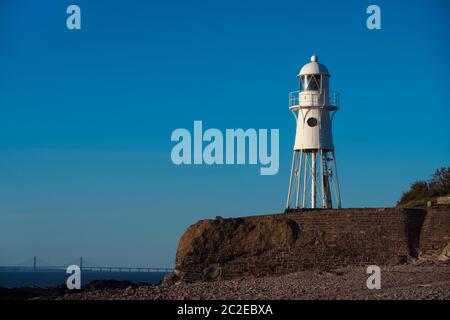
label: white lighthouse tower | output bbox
[285,54,342,210]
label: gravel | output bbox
[43,263,450,300]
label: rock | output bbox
[173,216,300,281]
[443,243,450,257]
[387,255,409,265]
[437,243,450,261]
[202,263,223,281]
[162,271,180,286]
[84,280,135,291]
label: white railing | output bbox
[329,91,340,107]
[289,90,339,108]
[289,91,299,107]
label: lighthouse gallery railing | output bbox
[289,90,340,109]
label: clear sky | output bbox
[0,0,449,267]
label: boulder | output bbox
[171,216,300,282]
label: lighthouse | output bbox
[285,55,341,210]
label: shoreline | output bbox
[2,262,449,300]
[0,270,167,289]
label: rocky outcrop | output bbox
[165,216,300,283]
[164,208,450,284]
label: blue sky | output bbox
[0,0,449,267]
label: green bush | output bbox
[397,167,450,207]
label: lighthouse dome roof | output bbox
[298,55,330,76]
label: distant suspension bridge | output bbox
[0,257,173,273]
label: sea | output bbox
[0,270,168,288]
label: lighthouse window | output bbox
[307,117,318,127]
[300,75,307,90]
[314,74,321,89]
[302,74,321,91]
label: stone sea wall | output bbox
[165,208,450,283]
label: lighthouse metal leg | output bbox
[302,152,308,208]
[311,152,316,208]
[320,150,325,209]
[295,150,303,208]
[323,151,332,208]
[285,150,297,210]
[332,151,342,209]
